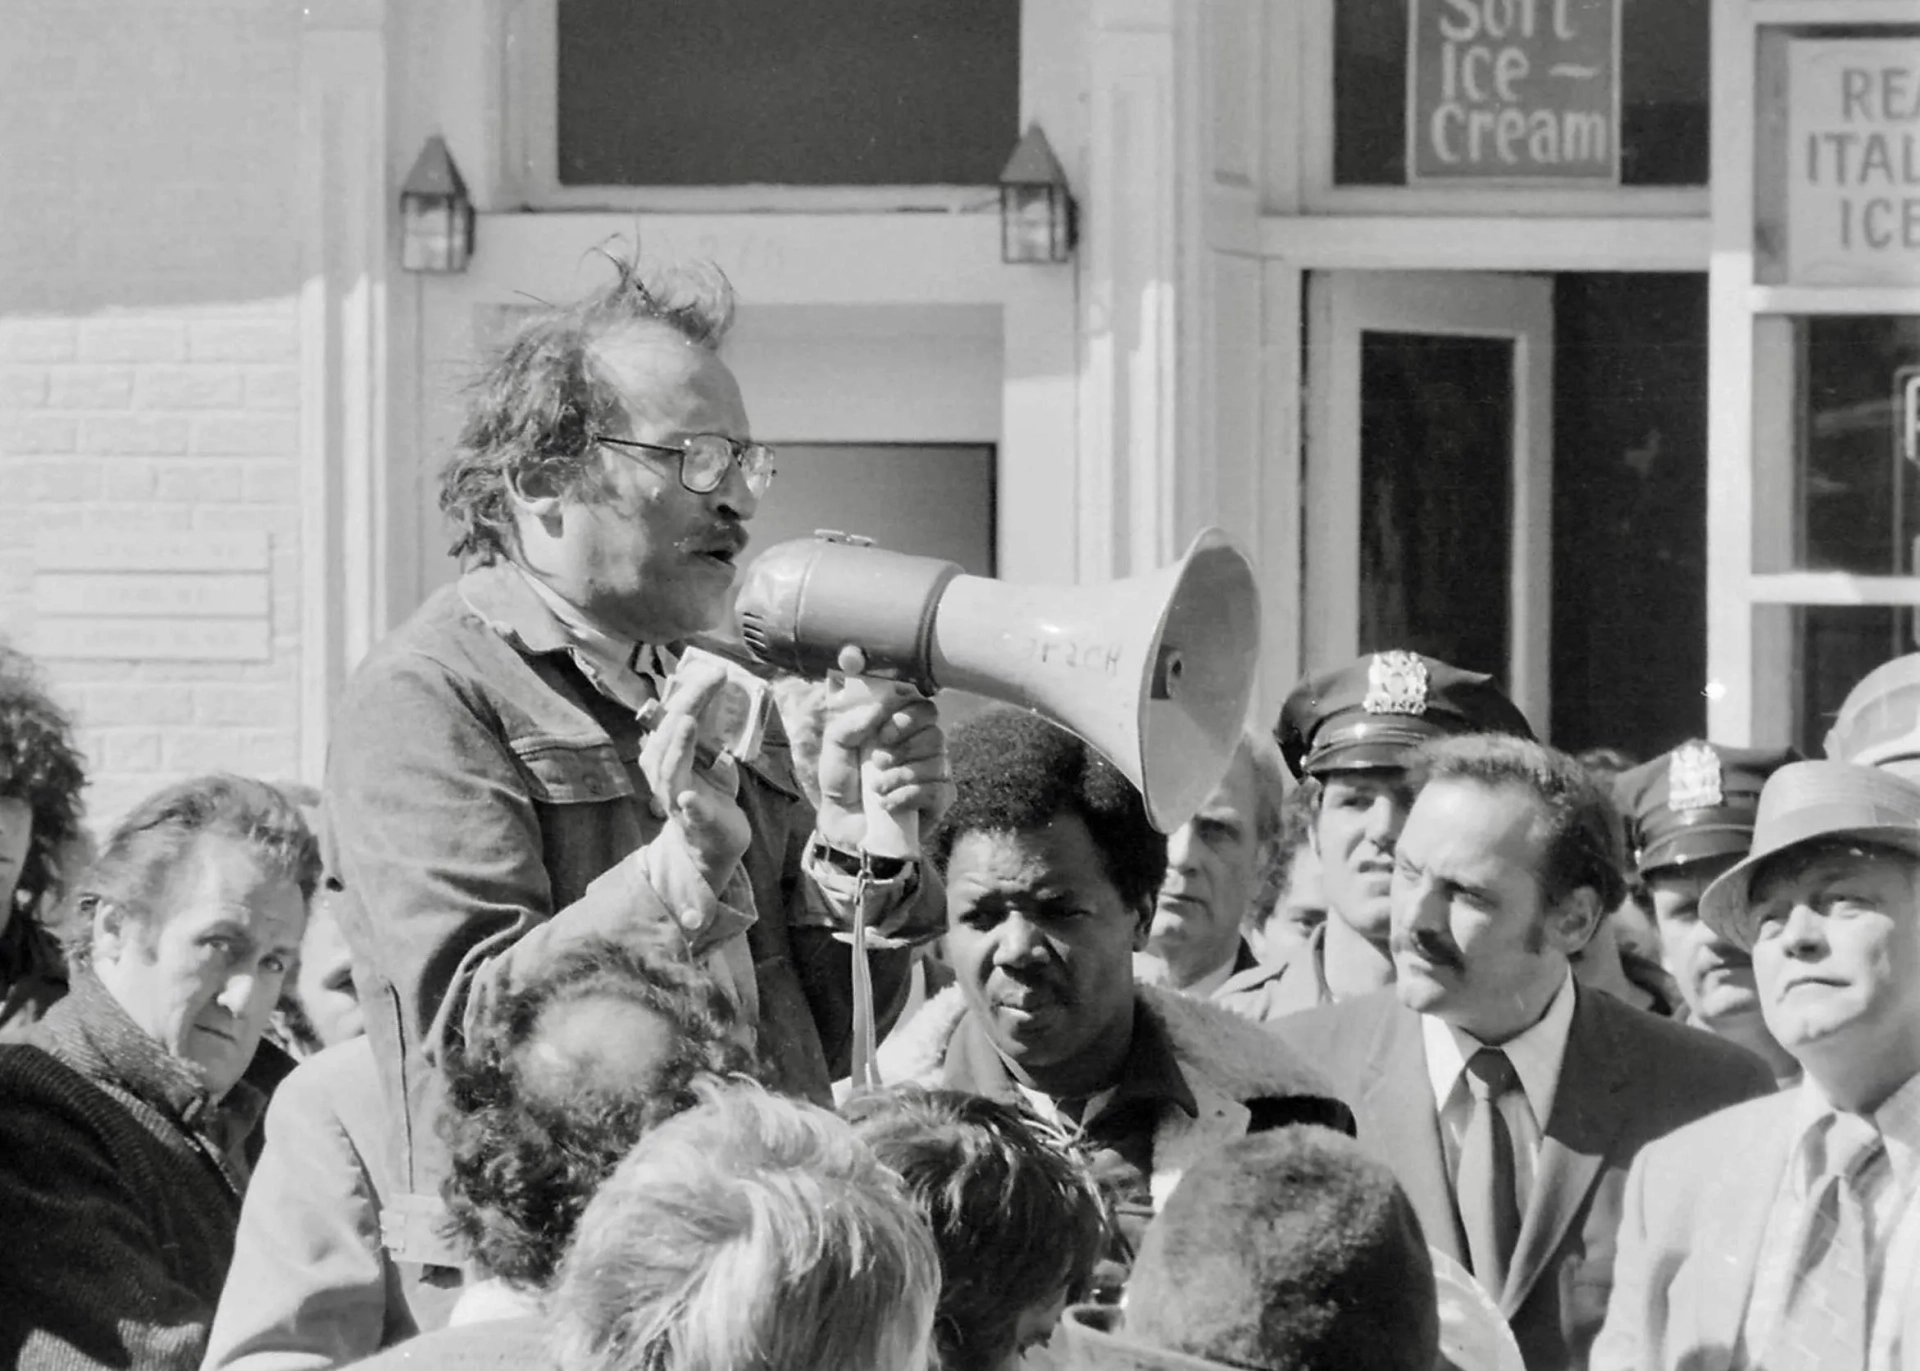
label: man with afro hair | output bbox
[879,707,1350,1263]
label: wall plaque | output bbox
[1408,0,1622,184]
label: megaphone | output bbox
[728,527,1262,850]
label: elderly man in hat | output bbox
[1276,734,1773,1371]
[1613,742,1803,1085]
[1594,760,1920,1371]
[1268,651,1535,1014]
[1827,653,1920,783]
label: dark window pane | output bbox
[1551,274,1709,759]
[1359,332,1513,677]
[1794,316,1920,574]
[557,1,1020,186]
[1333,0,1707,187]
[1790,606,1912,756]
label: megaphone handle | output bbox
[845,677,924,862]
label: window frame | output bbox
[1291,0,1708,218]
[1704,0,1920,747]
[501,0,1007,212]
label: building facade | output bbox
[1,0,1916,824]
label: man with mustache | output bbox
[1277,734,1772,1370]
[1594,760,1920,1371]
[322,252,951,1291]
[1263,651,1534,1014]
[1613,742,1802,1086]
[880,707,1350,1261]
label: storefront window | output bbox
[1767,605,1915,756]
[1789,315,1920,576]
[556,0,1019,186]
[1333,0,1708,187]
[1358,331,1513,673]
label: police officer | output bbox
[1270,651,1534,1014]
[1613,742,1802,1086]
[1826,652,1920,782]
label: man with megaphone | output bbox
[319,254,952,1286]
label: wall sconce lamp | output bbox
[400,135,475,274]
[999,124,1075,265]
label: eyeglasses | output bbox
[593,432,777,497]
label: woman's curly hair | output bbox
[439,938,754,1293]
[438,245,736,566]
[0,645,87,920]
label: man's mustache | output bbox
[1392,929,1465,972]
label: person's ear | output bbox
[91,899,133,967]
[1132,900,1154,952]
[507,466,567,522]
[1549,885,1604,956]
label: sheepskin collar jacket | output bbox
[878,982,1354,1210]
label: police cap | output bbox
[1276,651,1534,780]
[1612,741,1802,879]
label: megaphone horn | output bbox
[732,528,1262,837]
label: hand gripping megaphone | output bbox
[729,527,1262,857]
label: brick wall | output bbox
[0,0,305,830]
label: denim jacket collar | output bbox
[455,559,576,658]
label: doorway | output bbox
[1304,270,1711,760]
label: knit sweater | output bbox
[0,971,263,1371]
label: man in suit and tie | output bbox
[1278,733,1773,1371]
[1593,760,1920,1371]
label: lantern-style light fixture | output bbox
[400,135,475,274]
[998,124,1075,265]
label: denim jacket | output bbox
[322,563,945,1265]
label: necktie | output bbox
[1766,1111,1885,1371]
[1457,1046,1523,1300]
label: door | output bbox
[1305,271,1555,733]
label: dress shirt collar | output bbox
[1789,1068,1920,1198]
[1423,970,1578,1129]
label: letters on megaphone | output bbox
[725,527,1262,838]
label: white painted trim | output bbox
[1750,287,1920,317]
[1706,0,1759,743]
[459,213,1009,307]
[1304,271,1556,732]
[1750,0,1920,20]
[1749,576,1920,606]
[299,1,391,784]
[1258,262,1304,728]
[1261,216,1709,271]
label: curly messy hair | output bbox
[0,645,87,920]
[932,707,1167,916]
[842,1088,1111,1371]
[440,937,753,1293]
[438,245,737,565]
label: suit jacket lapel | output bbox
[1501,988,1625,1318]
[1359,999,1467,1267]
[1684,1108,1791,1357]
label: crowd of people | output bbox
[0,251,1917,1371]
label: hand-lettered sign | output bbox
[1408,0,1622,184]
[1783,39,1920,287]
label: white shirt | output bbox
[1422,971,1579,1206]
[1737,1070,1920,1371]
